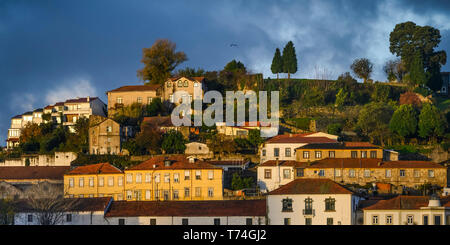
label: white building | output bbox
[362,195,450,225]
[259,132,337,163]
[63,97,107,132]
[257,160,297,192]
[266,178,361,225]
[0,152,77,167]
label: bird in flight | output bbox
[230,43,238,47]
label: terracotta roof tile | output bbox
[0,166,70,180]
[128,156,221,171]
[107,84,161,93]
[296,142,380,150]
[207,160,247,166]
[265,136,337,144]
[268,178,354,195]
[105,200,266,217]
[13,197,112,212]
[65,97,98,103]
[67,163,122,175]
[258,160,299,167]
[308,158,444,169]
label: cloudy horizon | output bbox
[0,0,449,145]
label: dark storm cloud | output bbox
[0,0,449,144]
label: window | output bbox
[262,149,266,156]
[195,170,201,180]
[169,95,174,103]
[327,218,334,225]
[126,174,132,183]
[349,169,356,178]
[372,216,378,225]
[304,197,313,215]
[285,148,291,157]
[106,126,112,132]
[116,97,123,104]
[118,219,125,225]
[315,151,322,159]
[364,169,371,178]
[79,177,84,187]
[194,82,199,87]
[423,215,429,225]
[89,177,94,187]
[154,190,159,199]
[164,173,170,183]
[246,218,253,225]
[167,82,172,87]
[264,169,272,179]
[208,171,214,180]
[214,218,220,225]
[66,214,72,223]
[386,215,392,225]
[174,173,180,183]
[69,178,74,188]
[184,188,190,198]
[296,168,304,177]
[370,151,377,158]
[284,218,291,225]
[283,169,291,179]
[414,170,420,178]
[274,148,280,157]
[183,80,188,87]
[184,170,190,180]
[145,173,151,183]
[178,80,183,87]
[351,151,357,158]
[98,177,104,187]
[195,187,202,197]
[428,170,435,178]
[108,177,115,187]
[325,197,336,211]
[385,169,392,178]
[407,215,414,225]
[173,190,179,200]
[334,169,341,177]
[361,151,367,158]
[147,97,153,104]
[182,219,189,225]
[155,174,160,183]
[163,191,169,201]
[118,176,123,186]
[145,190,151,200]
[137,97,142,104]
[303,151,310,159]
[305,218,312,225]
[282,198,293,212]
[28,215,33,223]
[400,170,406,177]
[434,215,441,225]
[136,173,142,183]
[150,219,156,225]
[208,188,214,197]
[126,190,132,200]
[329,151,335,158]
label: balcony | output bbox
[302,209,315,216]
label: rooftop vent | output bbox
[428,194,441,207]
[164,159,172,167]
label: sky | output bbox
[0,0,450,145]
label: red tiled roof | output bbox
[296,142,381,150]
[308,158,444,169]
[258,160,299,167]
[0,166,70,180]
[265,136,337,144]
[67,163,122,175]
[54,102,65,106]
[65,97,98,103]
[361,195,450,210]
[142,116,174,127]
[13,197,112,212]
[107,84,161,93]
[207,160,247,166]
[268,178,353,195]
[128,155,221,171]
[6,138,20,142]
[344,142,378,147]
[105,200,266,217]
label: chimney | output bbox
[164,157,172,167]
[87,96,90,102]
[152,164,157,168]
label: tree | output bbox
[224,60,246,73]
[135,126,162,155]
[282,41,298,79]
[73,117,90,153]
[0,199,15,225]
[270,48,283,79]
[351,58,373,83]
[371,83,392,103]
[389,104,417,143]
[174,67,205,77]
[384,58,406,82]
[327,123,343,136]
[356,102,394,145]
[231,172,253,191]
[335,88,348,110]
[25,182,79,225]
[137,39,187,84]
[20,123,42,143]
[161,130,187,154]
[145,98,164,117]
[248,129,264,152]
[418,103,447,141]
[409,52,427,87]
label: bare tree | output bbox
[24,182,79,225]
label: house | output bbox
[104,199,266,225]
[0,152,77,167]
[185,142,211,157]
[215,121,273,138]
[259,132,338,163]
[257,158,447,193]
[295,142,383,162]
[13,197,113,225]
[266,178,361,225]
[6,115,23,149]
[124,155,223,201]
[106,84,162,116]
[362,195,450,225]
[440,72,450,96]
[64,163,124,200]
[89,116,133,155]
[63,96,107,132]
[163,77,206,104]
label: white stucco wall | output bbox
[257,166,295,193]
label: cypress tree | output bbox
[282,41,298,79]
[409,52,427,87]
[271,48,283,80]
